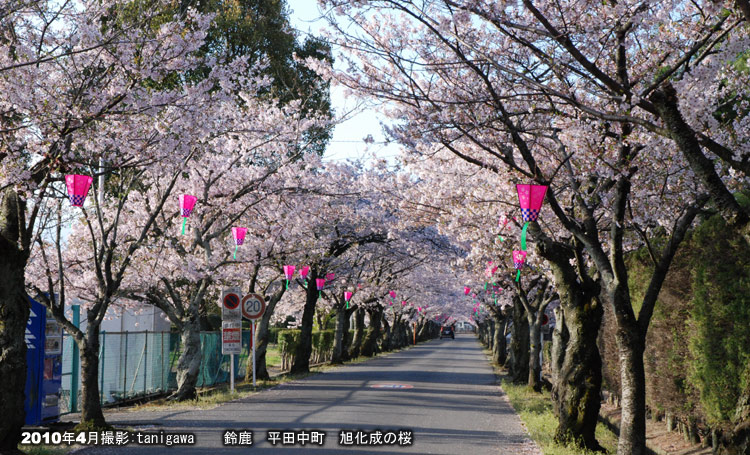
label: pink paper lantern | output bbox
[282,265,296,289]
[344,292,353,301]
[401,300,406,306]
[65,174,93,207]
[231,227,247,259]
[513,250,527,269]
[232,227,247,246]
[178,194,197,235]
[299,266,310,279]
[316,278,326,291]
[179,194,197,217]
[516,184,548,222]
[389,290,396,299]
[464,286,471,295]
[326,273,335,281]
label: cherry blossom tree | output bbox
[1,0,212,445]
[318,3,739,452]
[122,104,328,399]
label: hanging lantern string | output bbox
[233,245,238,259]
[521,222,529,251]
[181,217,187,235]
[516,269,521,282]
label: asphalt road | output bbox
[74,334,540,454]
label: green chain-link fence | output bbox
[59,330,252,414]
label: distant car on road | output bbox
[440,326,455,339]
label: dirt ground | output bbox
[600,402,712,455]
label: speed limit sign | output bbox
[242,293,266,320]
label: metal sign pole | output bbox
[252,321,256,387]
[230,353,235,393]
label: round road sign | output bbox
[223,293,240,310]
[242,293,266,320]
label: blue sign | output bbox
[24,296,62,426]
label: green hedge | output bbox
[277,329,301,356]
[604,193,750,433]
[277,329,339,368]
[268,327,283,344]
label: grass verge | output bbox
[19,445,73,455]
[480,347,618,455]
[500,379,618,455]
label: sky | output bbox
[286,0,402,164]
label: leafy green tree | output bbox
[184,0,333,155]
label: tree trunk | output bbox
[487,319,495,351]
[361,307,382,357]
[291,271,320,375]
[0,188,30,453]
[528,312,543,391]
[331,305,354,364]
[170,319,202,400]
[387,315,400,349]
[417,320,430,341]
[616,328,647,455]
[552,295,603,451]
[381,313,392,352]
[479,321,490,346]
[550,305,568,387]
[529,222,604,451]
[250,291,281,381]
[78,329,107,428]
[392,318,406,349]
[341,319,354,361]
[252,320,271,381]
[509,301,530,383]
[348,307,366,359]
[492,315,507,366]
[315,310,323,331]
[666,413,675,432]
[650,85,749,227]
[722,380,750,454]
